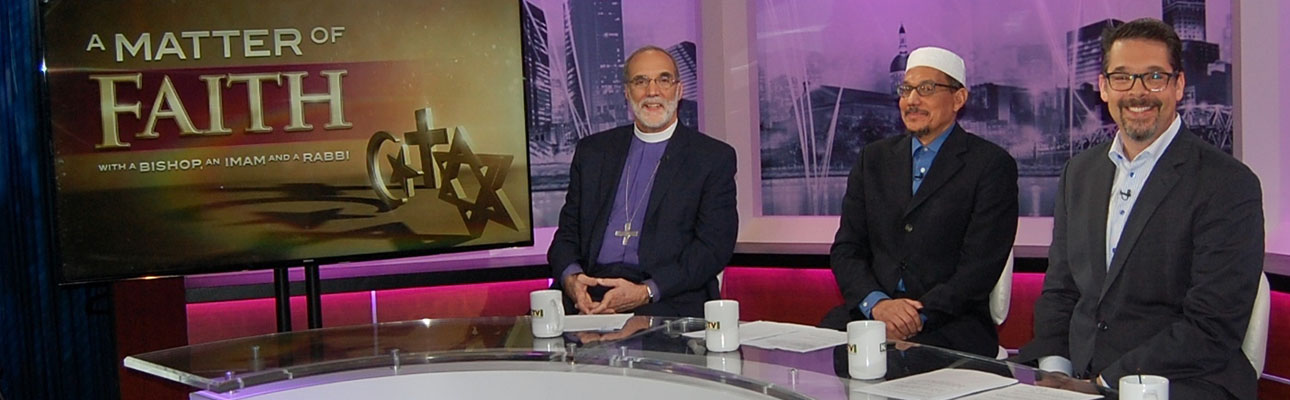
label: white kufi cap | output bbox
[906,47,966,86]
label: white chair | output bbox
[991,250,1015,359]
[1242,273,1270,373]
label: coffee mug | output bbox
[1119,375,1168,400]
[846,320,887,380]
[704,300,740,352]
[530,289,564,338]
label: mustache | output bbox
[639,97,668,106]
[903,107,928,116]
[634,96,675,109]
[1119,97,1162,109]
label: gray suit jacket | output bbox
[1019,129,1263,399]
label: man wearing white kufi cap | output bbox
[824,46,1020,358]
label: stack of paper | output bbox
[854,368,1100,400]
[956,384,1101,400]
[683,320,847,352]
[854,369,1017,400]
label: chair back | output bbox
[989,250,1015,326]
[1243,273,1270,373]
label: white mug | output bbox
[1119,375,1169,400]
[705,349,743,374]
[846,320,887,380]
[704,300,740,352]
[530,289,564,338]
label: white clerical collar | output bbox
[633,119,678,143]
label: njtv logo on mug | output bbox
[846,343,885,354]
[846,320,886,380]
[704,300,739,352]
[529,290,563,338]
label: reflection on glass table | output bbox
[125,316,1110,399]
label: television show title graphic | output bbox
[81,26,352,151]
[85,26,347,62]
[43,1,532,283]
[90,71,351,150]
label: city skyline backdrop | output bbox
[757,0,1233,216]
[516,1,1234,224]
[522,0,702,227]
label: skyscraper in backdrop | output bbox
[521,1,555,156]
[563,0,627,140]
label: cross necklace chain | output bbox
[614,154,662,246]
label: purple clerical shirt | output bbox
[560,121,675,303]
[595,136,668,265]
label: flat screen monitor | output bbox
[41,0,532,282]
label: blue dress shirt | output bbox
[857,124,955,320]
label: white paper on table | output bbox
[955,383,1102,400]
[855,368,1018,400]
[743,326,846,352]
[681,321,846,352]
[562,314,634,332]
[681,320,813,340]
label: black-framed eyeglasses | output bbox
[1103,71,1177,92]
[896,82,959,98]
[628,75,678,90]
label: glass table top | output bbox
[125,316,1109,399]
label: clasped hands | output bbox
[871,298,924,340]
[562,273,650,314]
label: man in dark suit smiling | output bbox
[1019,19,1263,400]
[547,45,738,318]
[823,47,1019,358]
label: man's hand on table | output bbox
[871,298,923,340]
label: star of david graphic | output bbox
[365,107,524,238]
[434,126,521,237]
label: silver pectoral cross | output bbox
[614,222,639,245]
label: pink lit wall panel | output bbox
[721,267,843,326]
[1264,291,1290,379]
[187,291,375,344]
[373,279,550,321]
[997,273,1045,349]
[187,279,550,344]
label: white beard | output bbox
[631,96,679,130]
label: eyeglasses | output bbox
[1103,71,1177,92]
[896,82,959,98]
[628,75,678,90]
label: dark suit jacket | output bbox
[548,124,738,317]
[1018,129,1263,399]
[828,125,1019,357]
